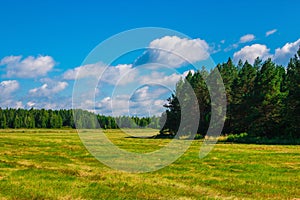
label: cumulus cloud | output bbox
[239,34,255,43]
[25,78,72,109]
[233,38,300,65]
[129,85,169,116]
[96,95,131,116]
[102,64,136,85]
[137,69,194,89]
[0,80,22,108]
[0,80,20,96]
[0,78,71,110]
[25,97,72,110]
[74,84,170,116]
[130,85,169,102]
[131,86,149,101]
[29,80,68,97]
[273,38,300,65]
[0,100,23,109]
[135,36,210,67]
[138,71,182,87]
[26,101,35,107]
[63,62,105,80]
[233,44,272,64]
[266,29,277,37]
[96,91,167,116]
[0,55,55,78]
[129,98,166,117]
[63,62,135,85]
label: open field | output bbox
[0,129,299,199]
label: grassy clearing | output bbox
[0,129,299,199]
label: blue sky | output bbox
[0,0,299,116]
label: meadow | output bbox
[0,129,299,199]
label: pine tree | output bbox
[284,48,300,138]
[231,61,257,133]
[248,58,284,137]
[217,58,238,133]
[0,110,7,128]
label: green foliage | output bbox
[161,48,300,140]
[225,132,300,145]
[247,58,286,137]
[161,69,209,136]
[226,132,249,142]
[231,61,257,133]
[0,108,160,129]
[284,49,300,137]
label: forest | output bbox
[161,48,300,140]
[0,108,160,129]
[0,49,299,141]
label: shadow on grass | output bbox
[221,133,300,145]
[126,132,300,145]
[125,133,204,140]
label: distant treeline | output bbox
[0,108,160,129]
[1,50,299,140]
[161,49,300,139]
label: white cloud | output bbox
[0,100,23,109]
[75,84,170,116]
[239,34,255,43]
[233,38,300,65]
[135,36,210,67]
[96,91,167,117]
[63,62,135,85]
[273,38,300,65]
[129,99,166,117]
[233,44,272,64]
[0,78,71,110]
[137,70,195,90]
[130,85,169,102]
[24,97,72,110]
[132,86,149,100]
[224,34,256,52]
[26,101,35,107]
[29,81,68,96]
[15,101,23,108]
[129,86,168,116]
[139,71,182,87]
[266,29,277,37]
[0,80,19,96]
[0,55,55,78]
[0,80,22,108]
[63,62,105,80]
[224,43,238,52]
[103,64,136,85]
[97,95,131,116]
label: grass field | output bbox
[0,129,299,199]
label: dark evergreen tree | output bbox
[284,48,300,138]
[248,58,285,137]
[231,61,257,133]
[217,58,238,133]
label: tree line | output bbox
[1,49,299,139]
[161,48,300,139]
[0,108,160,129]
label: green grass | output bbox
[223,132,300,145]
[0,129,299,199]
